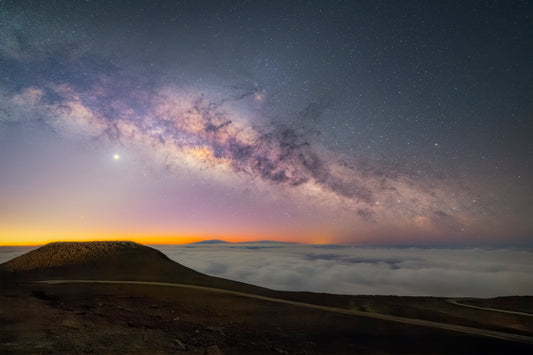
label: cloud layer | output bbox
[154,243,533,297]
[2,244,531,297]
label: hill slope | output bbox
[0,241,267,294]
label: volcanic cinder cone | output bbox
[0,241,267,294]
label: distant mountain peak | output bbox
[190,239,297,245]
[191,239,230,244]
[243,240,296,244]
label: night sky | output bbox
[0,0,531,245]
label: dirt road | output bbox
[447,298,533,317]
[37,280,533,344]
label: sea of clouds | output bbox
[154,243,533,298]
[1,243,532,297]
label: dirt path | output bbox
[36,280,533,344]
[447,298,533,317]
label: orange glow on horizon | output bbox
[0,229,302,246]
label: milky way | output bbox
[1,82,472,232]
[0,0,531,244]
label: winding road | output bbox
[37,280,533,345]
[447,298,533,317]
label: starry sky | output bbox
[0,0,531,245]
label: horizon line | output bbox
[1,238,532,249]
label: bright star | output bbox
[113,153,120,160]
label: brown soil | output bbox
[1,283,532,354]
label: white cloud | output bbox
[154,243,533,297]
[2,244,531,297]
[0,246,39,265]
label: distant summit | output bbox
[242,240,296,244]
[189,240,296,245]
[191,239,230,244]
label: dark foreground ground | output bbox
[1,282,531,354]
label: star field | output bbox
[0,0,531,245]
